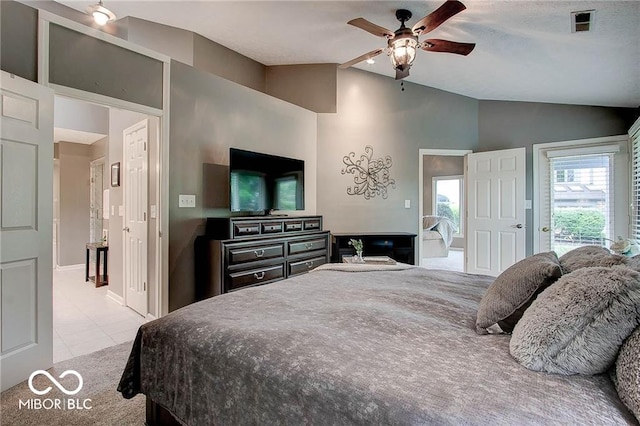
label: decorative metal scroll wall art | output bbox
[341,145,396,199]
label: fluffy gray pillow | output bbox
[510,266,640,375]
[612,327,640,421]
[476,252,562,334]
[558,245,625,274]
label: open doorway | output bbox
[52,95,160,362]
[418,149,471,271]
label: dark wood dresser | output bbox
[195,216,329,299]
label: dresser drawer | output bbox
[228,264,284,291]
[288,256,327,277]
[233,223,261,237]
[284,221,303,232]
[261,222,283,234]
[288,237,327,255]
[228,243,284,265]
[303,219,321,230]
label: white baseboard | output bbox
[146,313,157,321]
[55,263,84,271]
[107,290,124,305]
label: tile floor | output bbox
[421,248,464,272]
[53,268,147,363]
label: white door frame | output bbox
[38,11,170,318]
[418,149,472,264]
[532,135,629,254]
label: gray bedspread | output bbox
[118,266,636,425]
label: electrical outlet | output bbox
[179,194,196,208]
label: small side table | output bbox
[86,242,108,287]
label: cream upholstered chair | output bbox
[422,216,455,258]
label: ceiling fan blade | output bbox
[338,48,384,69]
[422,39,475,56]
[395,66,410,80]
[412,0,466,35]
[348,18,395,38]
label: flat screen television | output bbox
[229,148,305,214]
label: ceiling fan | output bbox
[339,0,475,80]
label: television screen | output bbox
[229,148,305,213]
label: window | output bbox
[549,153,612,254]
[432,176,463,236]
[534,137,629,255]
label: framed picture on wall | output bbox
[111,162,120,187]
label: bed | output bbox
[118,261,638,425]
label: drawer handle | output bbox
[254,249,265,258]
[305,243,313,249]
[305,261,314,269]
[253,271,265,280]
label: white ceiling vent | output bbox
[571,10,595,33]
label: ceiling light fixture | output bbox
[366,58,376,65]
[386,10,419,77]
[86,0,116,26]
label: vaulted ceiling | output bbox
[56,1,639,108]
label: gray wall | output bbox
[169,60,317,311]
[122,16,194,66]
[0,0,37,81]
[57,142,91,266]
[478,101,637,255]
[266,64,337,113]
[193,33,266,93]
[317,68,479,251]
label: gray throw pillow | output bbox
[612,327,640,422]
[510,266,640,375]
[558,245,625,274]
[475,252,562,335]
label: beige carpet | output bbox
[0,342,145,425]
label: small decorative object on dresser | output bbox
[348,238,364,262]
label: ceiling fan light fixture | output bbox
[389,36,418,70]
[86,1,116,26]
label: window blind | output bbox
[631,123,640,243]
[545,151,615,252]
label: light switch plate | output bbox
[118,205,124,216]
[179,194,196,208]
[150,205,157,218]
[404,199,411,209]
[525,199,532,209]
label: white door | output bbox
[466,148,526,276]
[123,120,148,316]
[0,72,54,391]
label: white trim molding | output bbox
[107,290,124,306]
[55,264,84,271]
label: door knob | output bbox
[512,224,524,229]
[541,226,550,232]
[123,227,130,232]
